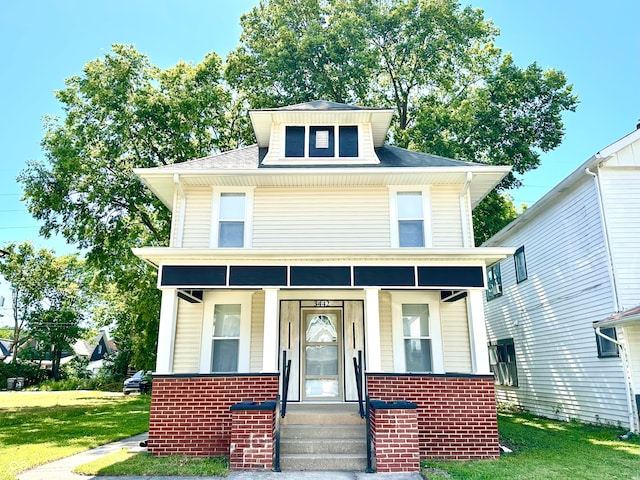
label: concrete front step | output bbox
[279,453,368,471]
[281,438,366,455]
[281,423,366,440]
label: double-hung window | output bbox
[397,192,425,247]
[402,304,432,372]
[486,263,502,301]
[216,192,248,248]
[488,339,518,386]
[514,246,528,283]
[211,304,241,372]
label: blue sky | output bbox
[0,1,638,276]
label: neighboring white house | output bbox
[483,127,640,432]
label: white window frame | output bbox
[391,291,444,373]
[389,186,433,248]
[200,291,252,373]
[210,187,254,248]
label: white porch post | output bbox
[262,288,279,372]
[156,288,178,374]
[365,288,382,372]
[467,289,491,374]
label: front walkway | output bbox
[17,432,423,480]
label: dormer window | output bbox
[285,125,358,159]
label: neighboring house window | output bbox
[402,304,432,372]
[284,125,359,158]
[486,263,502,301]
[596,327,619,358]
[514,246,528,283]
[397,192,425,247]
[489,339,518,387]
[211,304,241,372]
[218,193,245,247]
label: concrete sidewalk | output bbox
[16,433,425,480]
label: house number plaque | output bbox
[315,300,330,307]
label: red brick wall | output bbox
[230,408,276,470]
[370,406,420,472]
[366,374,499,460]
[149,375,279,456]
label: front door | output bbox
[301,309,343,401]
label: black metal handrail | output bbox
[274,394,281,472]
[365,394,373,473]
[280,350,292,418]
[353,350,365,418]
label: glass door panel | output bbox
[302,311,342,400]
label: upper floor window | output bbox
[514,246,528,283]
[285,125,358,159]
[397,192,424,247]
[402,304,432,372]
[218,193,245,247]
[486,263,502,301]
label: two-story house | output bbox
[133,100,514,471]
[483,127,640,433]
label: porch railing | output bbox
[353,350,365,418]
[280,350,292,418]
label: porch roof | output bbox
[593,305,640,328]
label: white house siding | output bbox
[180,187,212,248]
[431,186,464,247]
[598,167,640,310]
[624,325,640,393]
[172,299,203,373]
[250,290,265,373]
[441,298,472,373]
[252,187,390,248]
[378,291,394,372]
[485,177,630,426]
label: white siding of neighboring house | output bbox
[252,187,390,248]
[598,166,640,310]
[172,299,203,373]
[431,185,464,247]
[441,298,472,373]
[485,176,630,426]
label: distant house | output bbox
[0,338,11,362]
[71,330,116,375]
[133,100,515,470]
[484,127,640,433]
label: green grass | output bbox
[0,391,150,480]
[74,449,229,477]
[424,412,640,480]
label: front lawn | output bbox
[0,391,150,480]
[425,412,640,480]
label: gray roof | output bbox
[253,100,381,112]
[164,144,478,170]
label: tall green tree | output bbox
[228,0,578,238]
[19,45,234,370]
[0,243,87,378]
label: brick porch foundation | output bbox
[148,374,279,456]
[366,373,500,460]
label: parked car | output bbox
[123,370,152,395]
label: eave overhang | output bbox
[134,165,511,211]
[593,305,640,329]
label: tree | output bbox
[228,0,578,237]
[19,45,235,370]
[0,243,87,379]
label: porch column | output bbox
[365,288,382,371]
[467,289,491,374]
[156,288,178,374]
[262,288,279,372]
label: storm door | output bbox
[302,309,343,400]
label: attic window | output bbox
[284,125,358,159]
